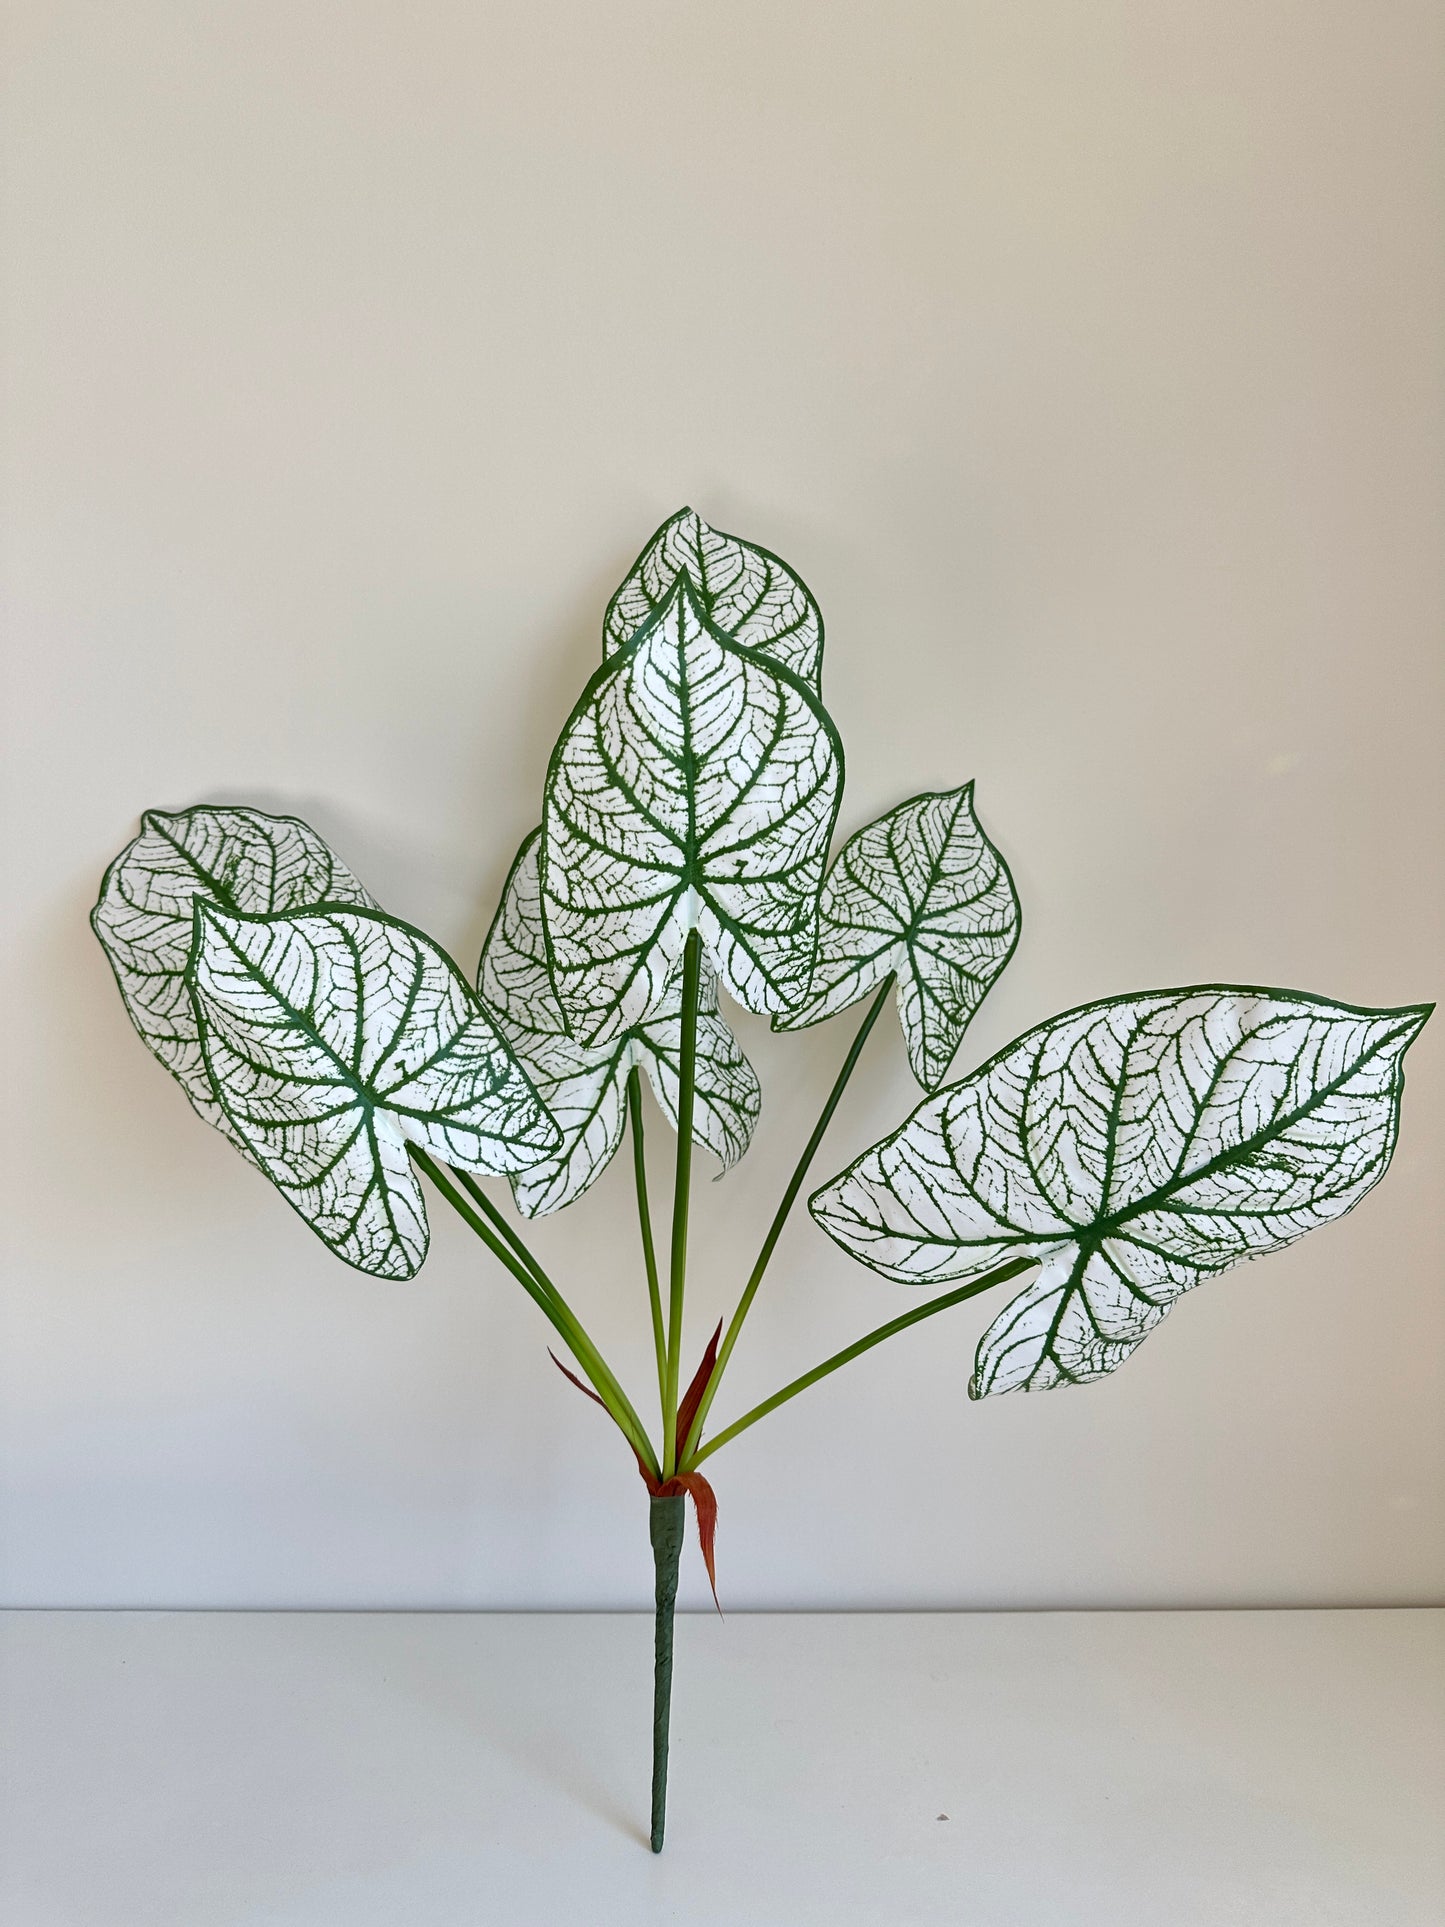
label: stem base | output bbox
[649,1493,686,1852]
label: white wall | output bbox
[3,1,1441,1610]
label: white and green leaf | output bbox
[188,905,560,1278]
[810,987,1429,1396]
[91,805,376,1144]
[541,581,843,1046]
[479,830,760,1215]
[775,785,1020,1088]
[604,506,823,691]
[629,971,759,1177]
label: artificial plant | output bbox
[93,508,1429,1851]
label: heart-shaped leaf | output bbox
[811,987,1429,1395]
[188,904,560,1278]
[541,580,843,1046]
[774,785,1020,1088]
[604,506,823,691]
[479,831,760,1216]
[92,805,376,1144]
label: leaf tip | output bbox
[1374,999,1434,1064]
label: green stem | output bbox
[661,929,703,1479]
[679,975,894,1465]
[412,1149,661,1481]
[628,1066,668,1423]
[686,1257,1037,1469]
[449,1166,557,1300]
[648,1492,685,1852]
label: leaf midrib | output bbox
[844,1008,1416,1263]
[193,913,497,1120]
[1093,1013,1417,1236]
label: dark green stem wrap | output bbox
[649,1492,686,1852]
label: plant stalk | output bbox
[449,1166,557,1298]
[688,1256,1037,1467]
[661,929,703,1478]
[649,1491,686,1852]
[443,1167,667,1473]
[680,975,895,1464]
[412,1149,660,1480]
[627,1066,668,1423]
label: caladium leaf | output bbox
[629,973,760,1174]
[604,506,823,691]
[541,581,843,1046]
[479,830,760,1216]
[187,904,560,1278]
[91,805,376,1145]
[774,784,1020,1089]
[811,987,1429,1397]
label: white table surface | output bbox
[2,1608,1441,1925]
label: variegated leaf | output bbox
[811,987,1429,1396]
[775,785,1019,1088]
[91,805,376,1145]
[188,905,559,1278]
[629,975,759,1177]
[541,581,842,1046]
[479,830,760,1216]
[604,506,823,690]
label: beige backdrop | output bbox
[3,1,1441,1609]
